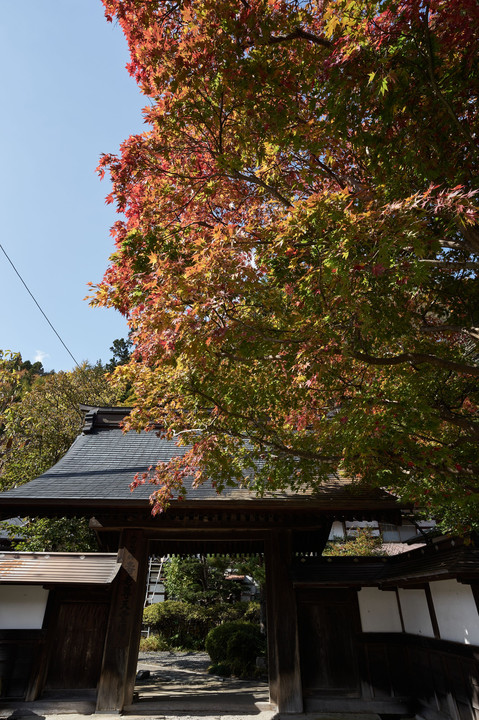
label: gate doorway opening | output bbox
[131,650,271,716]
[134,543,270,715]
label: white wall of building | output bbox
[358,587,403,632]
[398,588,434,637]
[0,585,49,629]
[328,521,345,540]
[345,521,380,537]
[430,579,479,645]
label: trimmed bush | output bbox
[205,621,265,678]
[208,661,231,677]
[226,627,264,676]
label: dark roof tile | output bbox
[0,407,403,514]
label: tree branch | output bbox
[421,325,479,341]
[417,260,479,270]
[423,4,478,156]
[190,385,339,462]
[230,169,293,208]
[351,350,479,376]
[438,409,479,440]
[310,154,347,190]
[461,224,479,255]
[267,27,331,48]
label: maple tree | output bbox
[93,0,479,531]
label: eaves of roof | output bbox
[0,551,120,585]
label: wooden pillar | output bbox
[265,539,279,707]
[264,529,303,714]
[96,529,148,712]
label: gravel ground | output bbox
[0,653,411,720]
[137,651,212,680]
[0,652,275,720]
[125,650,274,719]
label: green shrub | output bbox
[205,622,236,664]
[143,600,261,651]
[323,528,384,556]
[139,634,169,651]
[208,662,231,677]
[205,621,265,678]
[143,600,202,649]
[241,601,261,624]
[226,627,264,676]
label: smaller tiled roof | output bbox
[379,535,479,585]
[292,536,479,587]
[0,517,27,539]
[0,552,120,585]
[380,542,426,556]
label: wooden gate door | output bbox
[45,596,109,690]
[297,589,361,698]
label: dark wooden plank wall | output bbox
[297,589,361,697]
[295,589,479,720]
[359,633,479,720]
[45,601,110,689]
[0,630,45,699]
[25,585,113,699]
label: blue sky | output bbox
[0,1,146,372]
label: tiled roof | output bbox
[0,517,27,539]
[379,536,479,584]
[0,406,402,514]
[0,551,120,584]
[380,542,426,556]
[0,427,194,503]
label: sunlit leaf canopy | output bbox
[0,355,123,551]
[93,0,479,531]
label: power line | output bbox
[0,241,81,369]
[0,242,119,407]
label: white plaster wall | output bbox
[397,524,421,542]
[430,579,479,645]
[345,521,380,537]
[328,521,345,539]
[380,524,401,542]
[0,585,49,629]
[358,587,403,632]
[398,588,434,637]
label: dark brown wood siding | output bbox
[297,588,361,697]
[359,633,479,720]
[45,592,110,690]
[0,630,45,699]
[295,592,479,720]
